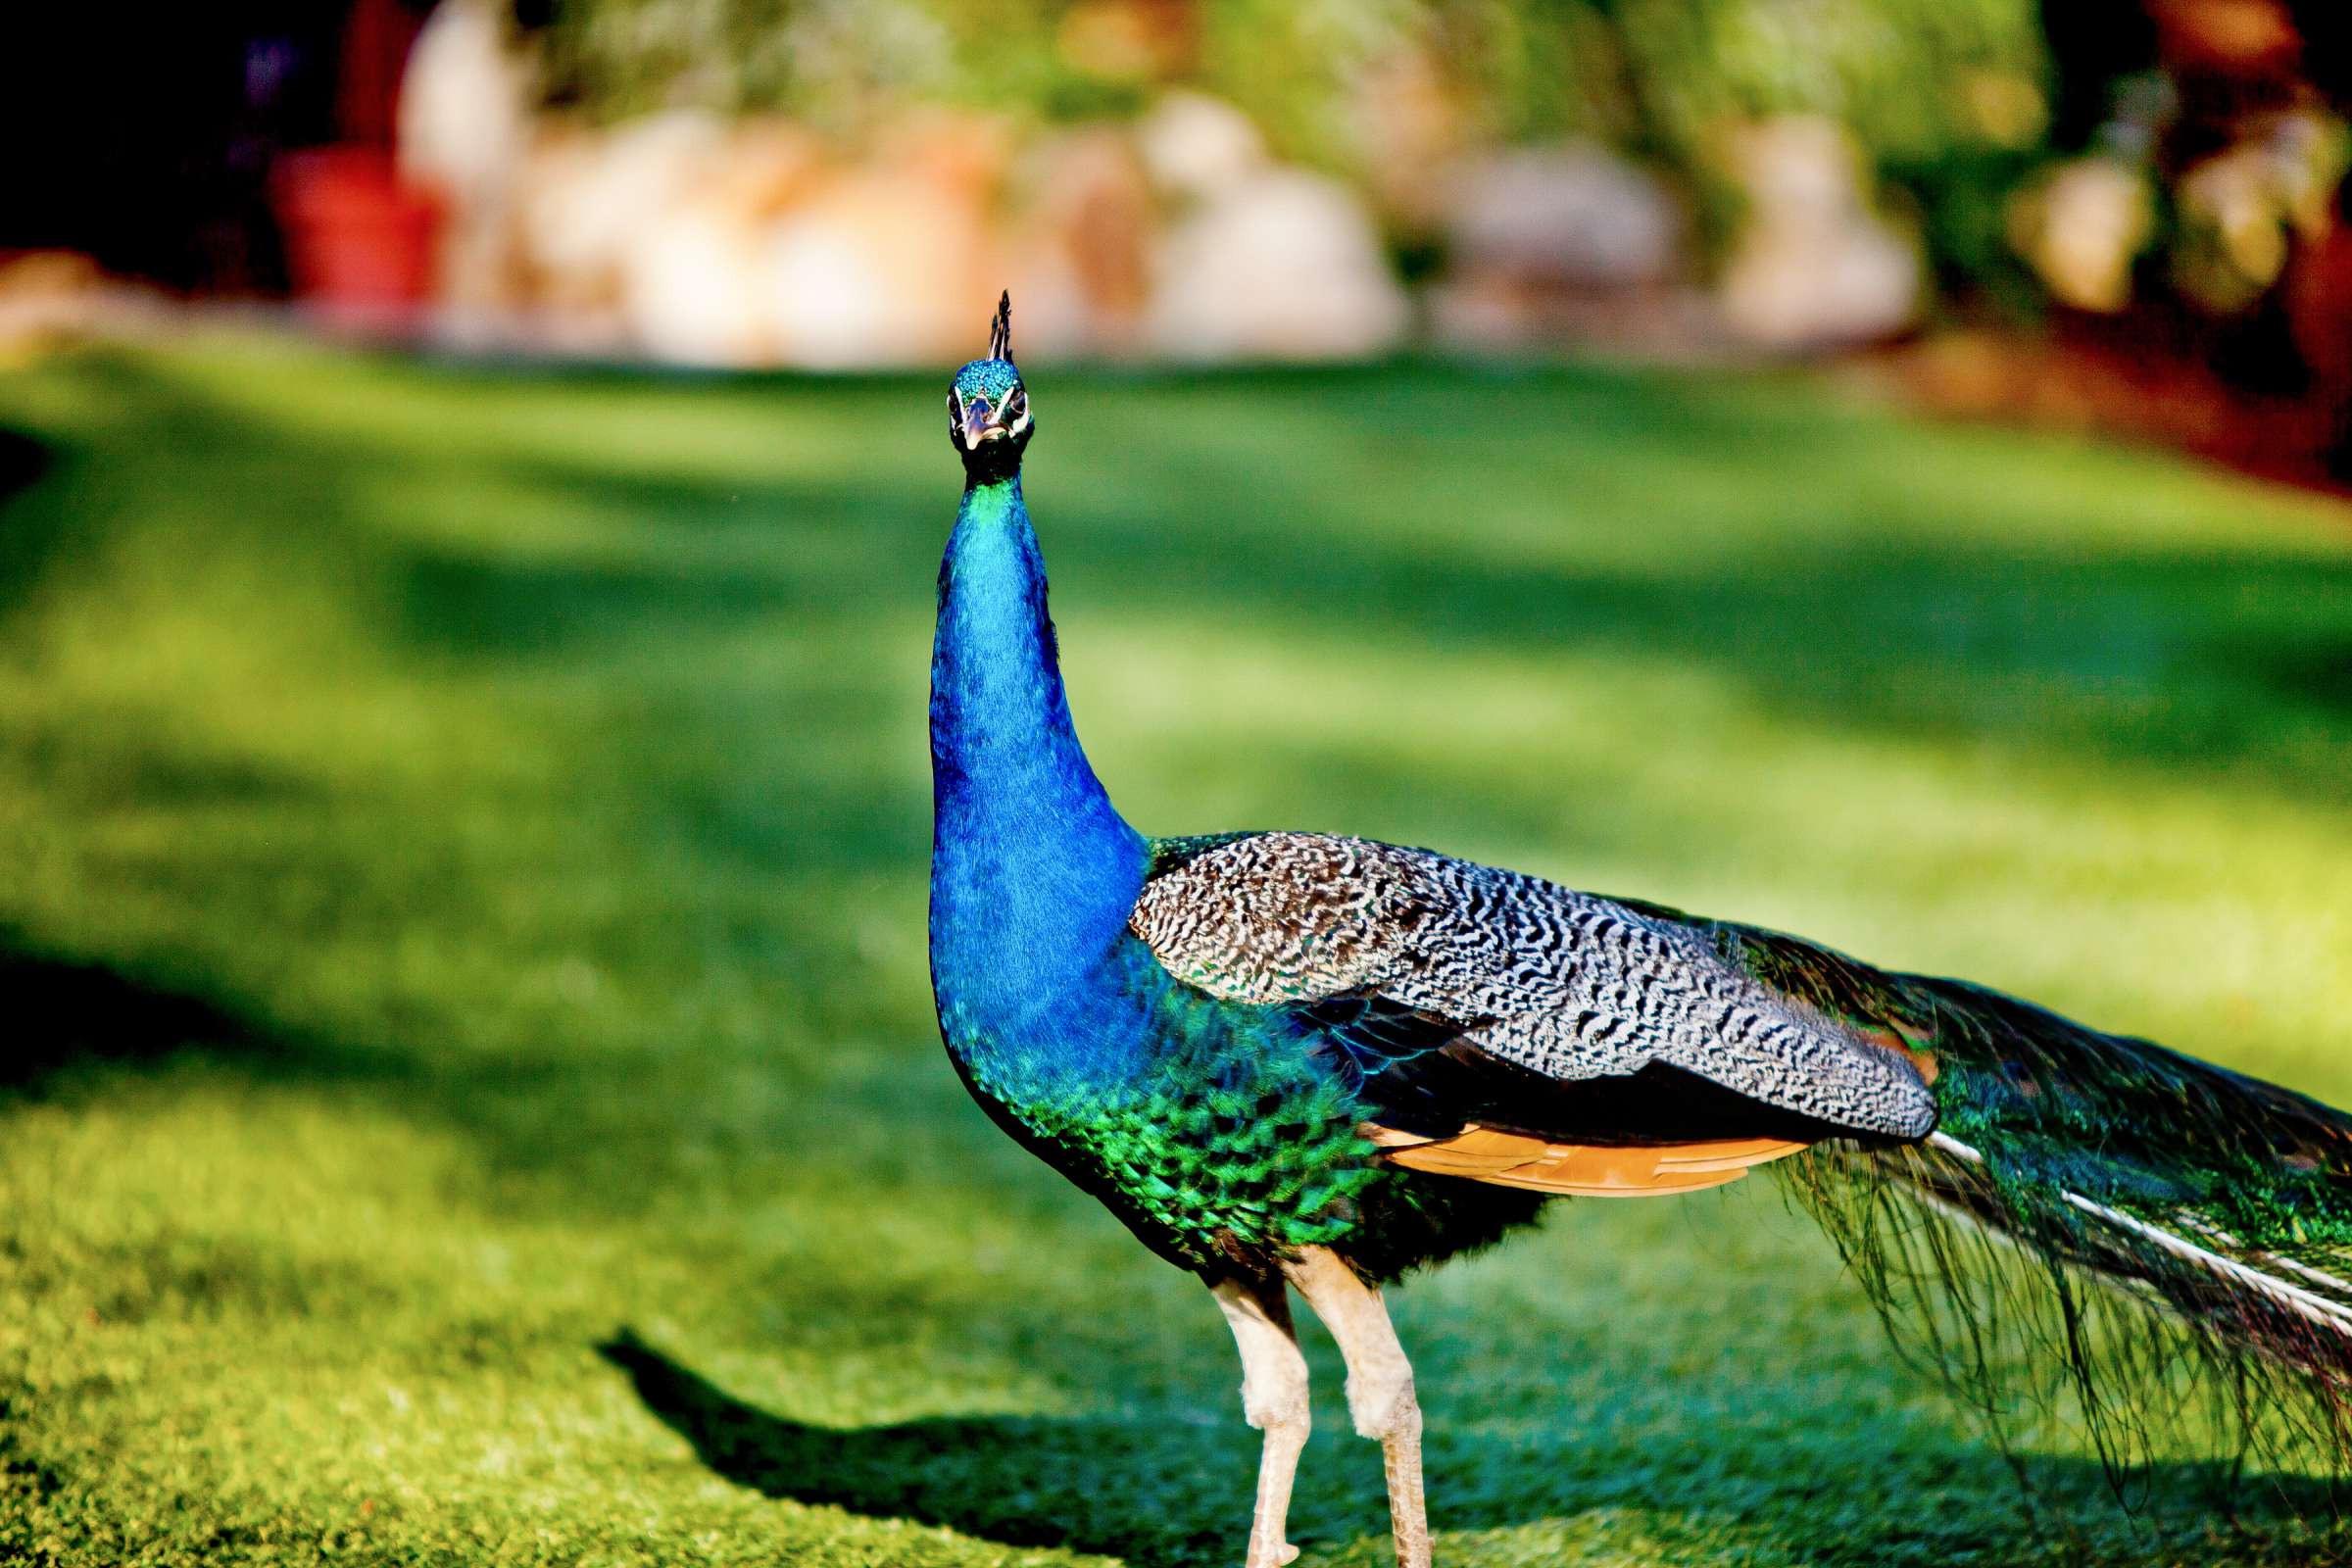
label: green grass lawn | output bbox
[2,337,2350,1567]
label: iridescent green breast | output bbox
[948,936,1544,1279]
[948,938,1370,1270]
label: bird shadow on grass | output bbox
[0,926,306,1097]
[0,924,422,1110]
[0,424,69,608]
[599,1329,2352,1568]
[598,1328,1252,1564]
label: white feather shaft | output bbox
[1927,1132,2352,1339]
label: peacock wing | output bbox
[1131,832,1937,1197]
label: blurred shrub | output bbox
[535,0,2048,280]
[527,0,2352,347]
[536,0,2043,160]
[1437,0,2049,281]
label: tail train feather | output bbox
[1776,973,2352,1482]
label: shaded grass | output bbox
[0,336,2349,1564]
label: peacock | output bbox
[928,295,2352,1568]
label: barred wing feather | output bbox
[1131,831,1936,1144]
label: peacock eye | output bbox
[946,391,959,416]
[1006,389,1027,417]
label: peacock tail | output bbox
[1694,916,2352,1478]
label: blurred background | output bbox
[4,6,2352,1567]
[8,0,2352,476]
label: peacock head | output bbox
[948,292,1031,482]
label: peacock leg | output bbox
[1285,1247,1430,1568]
[1211,1275,1310,1568]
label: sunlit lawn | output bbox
[2,336,2350,1566]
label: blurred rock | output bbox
[452,87,1422,366]
[762,115,1004,368]
[1138,92,1267,201]
[1149,168,1407,360]
[1424,143,1717,359]
[622,122,823,366]
[1446,144,1680,290]
[507,108,1011,367]
[762,168,997,368]
[397,0,536,328]
[1718,118,1920,351]
[624,204,774,367]
[0,253,172,362]
[1004,127,1156,357]
[1426,276,1728,362]
[517,109,727,345]
[2009,157,2152,313]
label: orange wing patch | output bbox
[1362,1122,1810,1197]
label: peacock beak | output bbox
[960,397,1007,447]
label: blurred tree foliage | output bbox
[1446,0,2049,285]
[533,0,2049,286]
[535,0,2044,163]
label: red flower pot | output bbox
[271,147,444,318]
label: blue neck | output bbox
[930,475,1146,1038]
